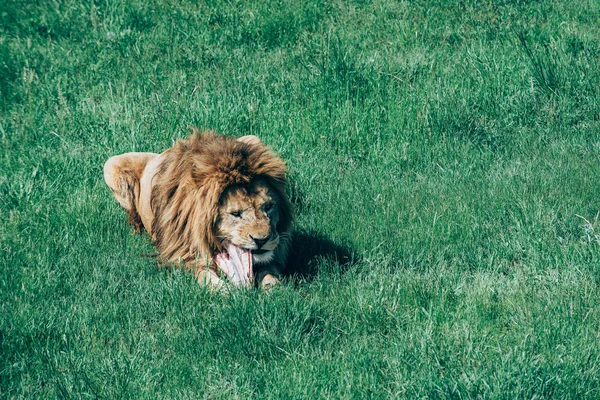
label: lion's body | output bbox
[104,131,292,289]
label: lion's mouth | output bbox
[251,249,269,255]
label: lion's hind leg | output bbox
[104,152,157,231]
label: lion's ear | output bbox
[237,135,262,146]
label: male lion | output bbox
[103,130,293,290]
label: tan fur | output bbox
[104,130,293,289]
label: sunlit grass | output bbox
[2,0,600,398]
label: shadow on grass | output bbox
[284,229,357,282]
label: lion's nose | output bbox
[250,235,270,249]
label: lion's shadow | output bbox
[283,229,356,282]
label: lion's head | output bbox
[217,178,288,265]
[149,130,293,272]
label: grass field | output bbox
[2,0,600,398]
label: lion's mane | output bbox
[147,130,293,267]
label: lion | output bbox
[103,129,293,290]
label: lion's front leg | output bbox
[196,269,226,292]
[255,266,282,290]
[260,274,280,289]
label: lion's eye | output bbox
[230,211,243,218]
[263,202,274,213]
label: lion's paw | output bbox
[260,274,281,291]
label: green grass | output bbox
[2,0,600,398]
